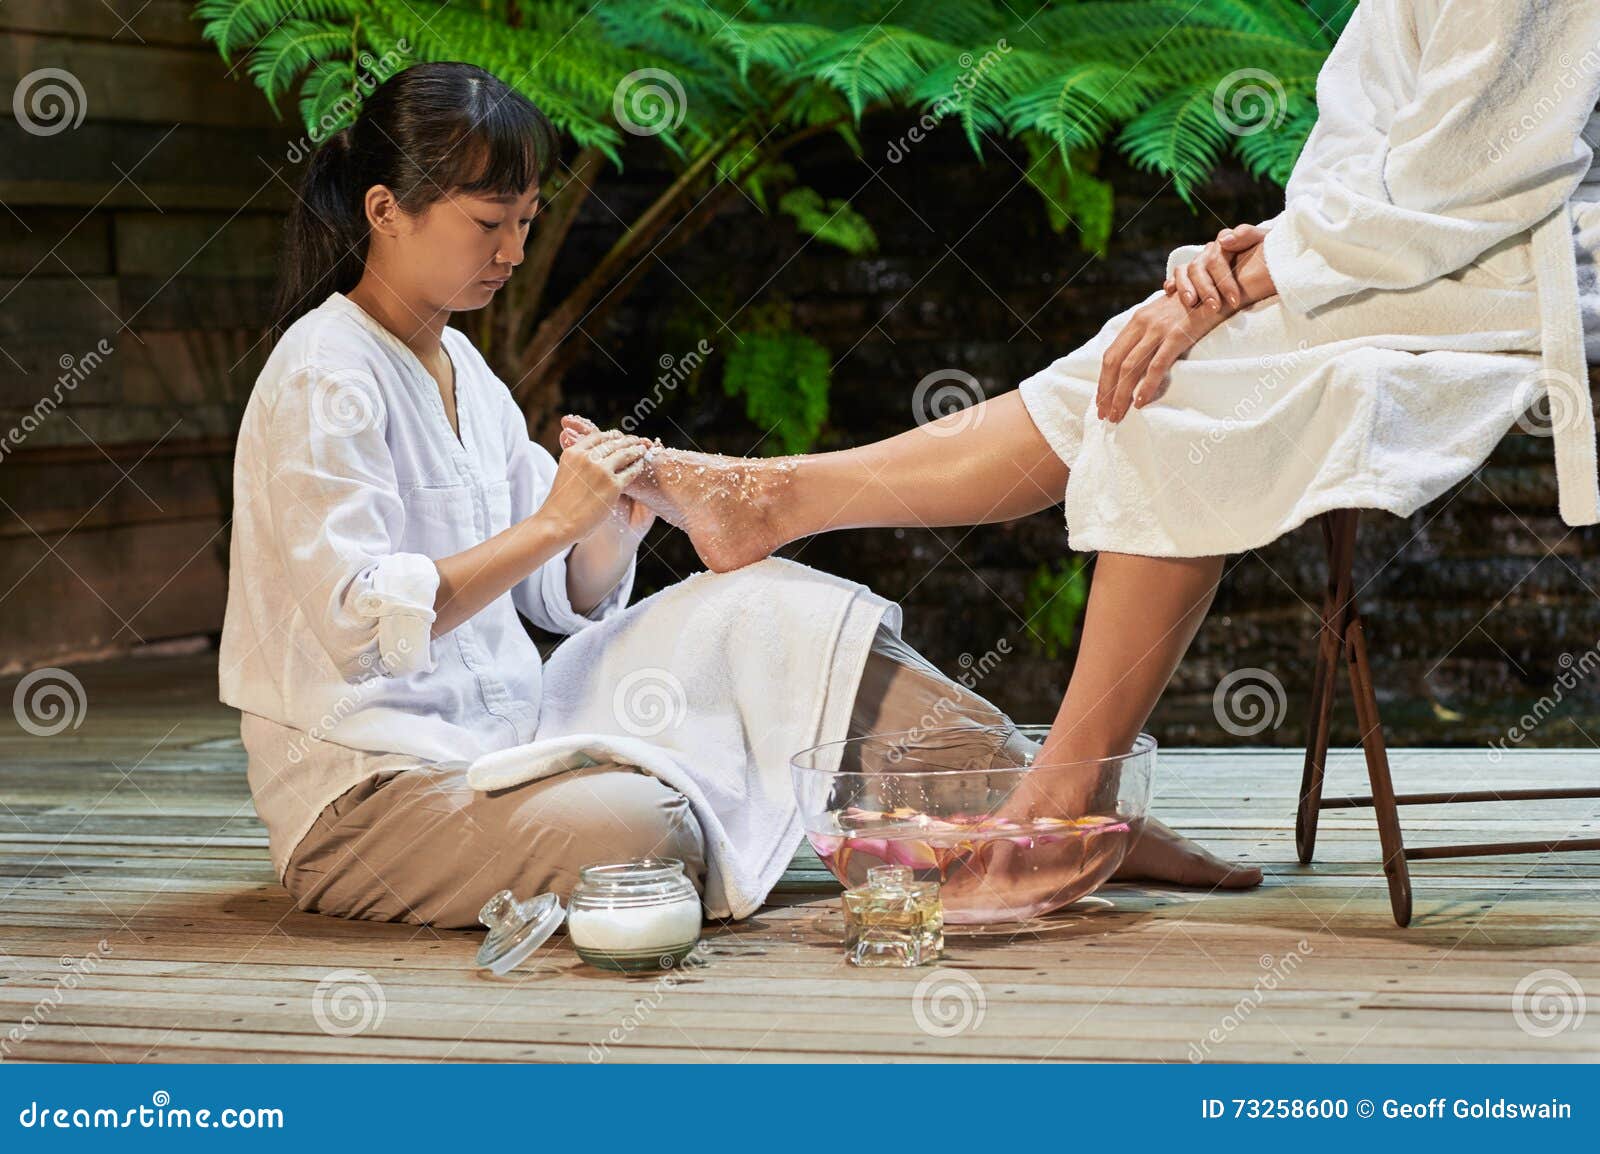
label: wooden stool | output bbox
[1295,508,1600,926]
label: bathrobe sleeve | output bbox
[498,389,636,635]
[1264,0,1600,314]
[261,366,439,682]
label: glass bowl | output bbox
[791,725,1154,925]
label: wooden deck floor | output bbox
[1,652,1597,1063]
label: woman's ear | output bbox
[361,183,403,236]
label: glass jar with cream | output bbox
[567,857,703,972]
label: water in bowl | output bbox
[806,805,1136,924]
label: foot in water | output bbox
[559,414,796,572]
[1110,817,1263,888]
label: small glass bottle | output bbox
[567,858,702,973]
[841,864,944,967]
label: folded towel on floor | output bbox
[467,557,898,919]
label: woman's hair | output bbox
[272,61,559,337]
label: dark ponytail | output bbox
[272,61,560,338]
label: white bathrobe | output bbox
[1018,0,1600,556]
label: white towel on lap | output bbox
[467,557,898,920]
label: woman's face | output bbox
[379,181,541,313]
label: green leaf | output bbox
[777,186,878,256]
[1023,559,1091,660]
[722,299,831,455]
[1021,137,1114,257]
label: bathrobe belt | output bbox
[1532,202,1600,527]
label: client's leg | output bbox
[562,391,1066,573]
[1009,551,1262,887]
[282,761,706,929]
[851,622,1260,889]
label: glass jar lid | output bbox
[475,888,565,975]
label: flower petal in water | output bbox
[883,837,939,870]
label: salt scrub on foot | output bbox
[567,858,703,973]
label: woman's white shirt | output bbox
[218,290,633,876]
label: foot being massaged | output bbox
[220,0,1600,929]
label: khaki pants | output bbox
[282,625,1019,928]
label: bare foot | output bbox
[1110,817,1263,889]
[559,415,797,572]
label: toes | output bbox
[1219,863,1264,889]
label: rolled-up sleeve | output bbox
[1265,0,1600,315]
[499,391,635,635]
[261,367,439,681]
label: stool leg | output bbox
[1340,567,1414,928]
[1297,513,1342,862]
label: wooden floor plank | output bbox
[0,651,1596,1063]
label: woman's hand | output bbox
[1097,290,1231,423]
[558,415,657,543]
[540,429,650,542]
[1163,222,1270,310]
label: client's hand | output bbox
[1096,290,1231,423]
[1163,221,1270,310]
